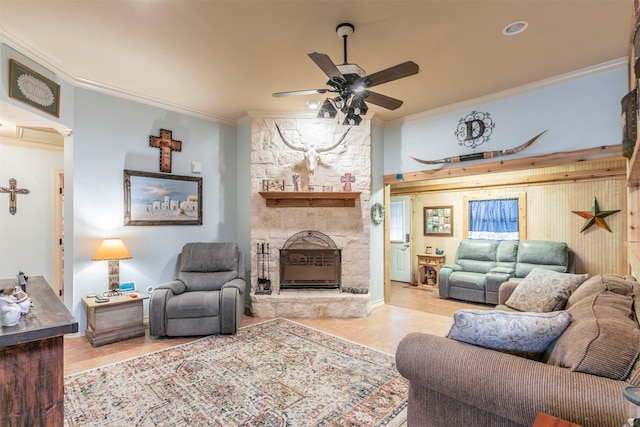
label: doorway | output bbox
[389,195,412,283]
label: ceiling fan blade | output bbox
[308,52,345,82]
[272,89,330,97]
[363,91,404,110]
[360,61,419,88]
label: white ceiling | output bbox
[0,0,633,140]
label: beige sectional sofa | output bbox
[396,273,640,426]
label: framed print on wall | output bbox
[424,206,453,236]
[124,169,202,226]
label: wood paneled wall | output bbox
[392,158,627,283]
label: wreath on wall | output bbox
[371,203,384,225]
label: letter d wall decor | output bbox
[455,110,495,149]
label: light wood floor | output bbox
[64,282,488,376]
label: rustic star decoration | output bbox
[571,197,620,233]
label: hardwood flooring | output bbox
[64,282,488,375]
[389,280,492,315]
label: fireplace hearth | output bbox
[279,230,341,291]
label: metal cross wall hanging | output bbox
[0,178,30,215]
[149,129,182,173]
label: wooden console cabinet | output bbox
[416,253,446,287]
[0,276,78,426]
[82,292,148,347]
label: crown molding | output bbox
[0,29,237,127]
[384,57,628,128]
[0,135,64,152]
[245,111,383,127]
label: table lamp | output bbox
[92,238,131,290]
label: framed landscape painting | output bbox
[124,169,202,226]
[424,206,453,236]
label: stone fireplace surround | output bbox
[249,118,372,318]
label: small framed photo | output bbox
[124,169,202,226]
[9,59,61,117]
[424,206,453,236]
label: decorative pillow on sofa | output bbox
[505,268,589,312]
[543,290,640,381]
[447,309,572,354]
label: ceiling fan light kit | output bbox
[318,99,338,118]
[273,23,419,125]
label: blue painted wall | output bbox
[384,67,627,175]
[68,88,239,329]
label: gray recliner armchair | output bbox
[149,242,246,337]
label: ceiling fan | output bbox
[272,23,419,125]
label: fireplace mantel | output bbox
[259,191,361,208]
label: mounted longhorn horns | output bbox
[275,124,351,175]
[410,130,548,165]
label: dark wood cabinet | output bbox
[0,276,77,426]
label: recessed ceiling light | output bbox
[503,21,528,36]
[306,100,320,109]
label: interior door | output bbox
[389,196,412,283]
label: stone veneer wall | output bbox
[250,118,371,295]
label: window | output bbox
[390,201,404,242]
[463,193,526,240]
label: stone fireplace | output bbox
[249,118,371,317]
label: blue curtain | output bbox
[468,198,519,240]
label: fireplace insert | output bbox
[279,230,341,291]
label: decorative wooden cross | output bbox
[341,173,356,192]
[149,129,182,173]
[0,178,30,215]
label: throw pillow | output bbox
[544,290,640,381]
[447,309,572,354]
[505,269,589,312]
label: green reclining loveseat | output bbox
[439,240,574,304]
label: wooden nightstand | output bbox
[82,293,149,347]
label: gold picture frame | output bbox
[424,206,453,236]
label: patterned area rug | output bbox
[64,318,408,426]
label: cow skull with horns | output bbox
[275,124,351,175]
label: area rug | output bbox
[64,318,408,426]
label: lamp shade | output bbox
[92,238,132,261]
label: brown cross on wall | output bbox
[149,129,182,173]
[0,178,30,215]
